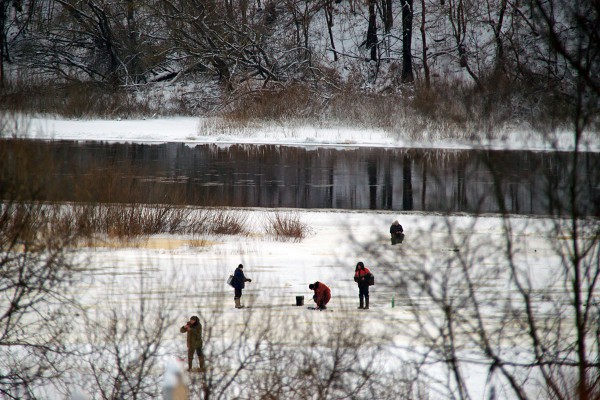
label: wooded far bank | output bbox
[0,0,597,132]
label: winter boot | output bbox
[234,297,244,309]
[364,296,369,310]
[198,354,205,372]
[358,296,364,309]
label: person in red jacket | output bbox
[354,261,371,309]
[308,281,331,310]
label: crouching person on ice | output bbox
[232,263,252,309]
[180,315,205,372]
[390,220,404,245]
[308,281,331,310]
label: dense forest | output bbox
[0,0,598,129]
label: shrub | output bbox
[263,211,310,242]
[208,209,248,236]
[221,85,320,123]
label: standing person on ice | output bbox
[180,315,205,372]
[308,281,331,310]
[232,264,252,309]
[354,261,371,309]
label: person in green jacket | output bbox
[180,315,205,372]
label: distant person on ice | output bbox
[180,315,205,372]
[354,261,372,309]
[232,264,252,309]
[390,220,404,244]
[308,281,331,310]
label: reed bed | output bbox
[1,202,310,248]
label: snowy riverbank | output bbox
[16,114,600,153]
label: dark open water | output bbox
[1,140,598,216]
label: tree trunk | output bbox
[383,0,393,33]
[226,0,233,20]
[126,0,143,83]
[0,0,5,88]
[420,0,430,88]
[324,0,337,61]
[381,0,393,58]
[240,0,248,25]
[447,0,480,85]
[365,0,378,82]
[493,0,508,65]
[366,0,377,62]
[401,0,414,83]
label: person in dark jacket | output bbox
[180,315,204,372]
[232,264,252,309]
[354,261,372,309]
[390,220,404,244]
[308,281,331,310]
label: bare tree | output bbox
[357,180,597,399]
[156,0,283,89]
[0,200,82,398]
[445,0,481,85]
[25,0,164,85]
[63,269,177,400]
[353,1,600,393]
[188,298,422,399]
[528,3,600,399]
[0,0,40,87]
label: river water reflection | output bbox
[2,140,599,216]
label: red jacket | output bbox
[312,282,331,306]
[354,267,371,285]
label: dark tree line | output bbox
[0,0,596,105]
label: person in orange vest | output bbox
[354,261,371,309]
[308,281,331,310]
